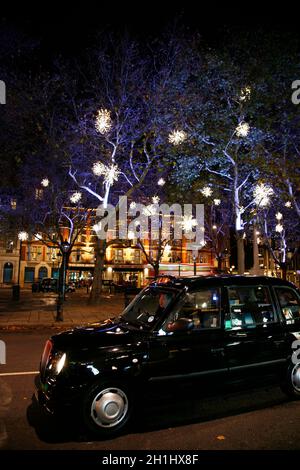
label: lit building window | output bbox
[6,240,14,253]
[28,246,42,262]
[10,199,17,210]
[114,249,124,263]
[47,248,59,262]
[35,189,44,200]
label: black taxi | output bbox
[36,275,300,437]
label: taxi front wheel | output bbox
[82,380,133,438]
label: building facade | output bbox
[1,222,298,288]
[0,228,226,288]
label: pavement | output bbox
[0,288,125,329]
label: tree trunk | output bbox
[217,255,222,270]
[237,233,245,275]
[233,165,245,275]
[251,223,260,275]
[89,238,106,303]
[153,263,160,278]
[281,262,287,281]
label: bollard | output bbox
[12,285,20,301]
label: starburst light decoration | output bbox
[152,196,160,204]
[105,164,121,185]
[92,162,121,185]
[130,201,137,209]
[95,108,112,134]
[201,186,213,198]
[253,183,274,208]
[182,215,198,232]
[275,212,283,221]
[168,129,187,145]
[41,178,49,187]
[240,86,251,102]
[213,199,221,206]
[285,201,292,208]
[70,192,82,204]
[275,224,284,233]
[92,161,106,176]
[18,231,29,241]
[236,121,250,137]
[157,178,165,186]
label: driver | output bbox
[156,292,173,314]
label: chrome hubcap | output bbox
[91,387,128,428]
[291,364,300,392]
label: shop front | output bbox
[67,265,94,287]
[106,266,144,288]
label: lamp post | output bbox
[13,231,28,300]
[56,240,70,322]
[52,254,56,274]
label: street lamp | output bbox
[13,231,29,300]
[56,240,70,322]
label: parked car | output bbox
[65,282,76,293]
[38,277,58,293]
[33,278,75,293]
[36,275,300,438]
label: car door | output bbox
[147,287,228,388]
[223,284,287,383]
[273,285,300,355]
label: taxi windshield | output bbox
[120,287,177,328]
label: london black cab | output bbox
[36,275,300,437]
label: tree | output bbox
[165,31,300,275]
[66,34,187,299]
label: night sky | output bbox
[1,2,299,58]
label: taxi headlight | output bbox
[48,352,67,375]
[55,352,67,374]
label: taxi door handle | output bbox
[211,347,225,356]
[230,332,248,338]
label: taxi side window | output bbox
[163,288,221,331]
[275,287,300,322]
[225,285,276,330]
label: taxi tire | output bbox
[82,380,133,438]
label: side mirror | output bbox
[166,317,194,332]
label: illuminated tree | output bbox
[168,31,300,275]
[66,35,182,300]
